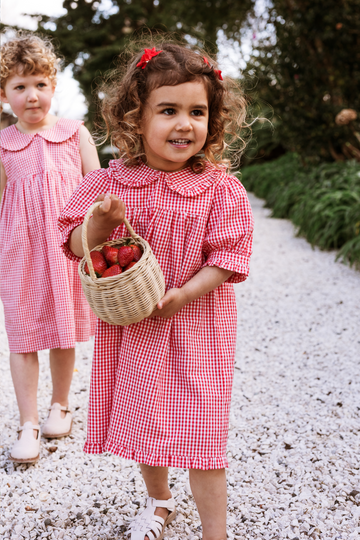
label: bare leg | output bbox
[189,468,227,540]
[10,352,39,425]
[49,347,75,417]
[10,352,39,439]
[139,464,172,540]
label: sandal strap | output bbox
[17,424,40,432]
[148,496,175,512]
[145,516,164,540]
[128,496,175,539]
[129,516,164,540]
[146,525,162,540]
[49,404,71,413]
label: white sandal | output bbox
[42,403,72,438]
[10,422,41,463]
[128,496,176,540]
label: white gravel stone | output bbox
[1,193,359,539]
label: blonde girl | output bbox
[58,41,253,540]
[0,33,100,463]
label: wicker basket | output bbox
[78,201,165,326]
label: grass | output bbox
[239,153,360,268]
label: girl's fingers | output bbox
[157,290,175,309]
[96,193,125,216]
[99,193,111,213]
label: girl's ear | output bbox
[0,88,9,104]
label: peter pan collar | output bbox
[0,119,83,151]
[108,159,225,197]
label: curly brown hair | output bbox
[100,40,248,172]
[0,32,60,90]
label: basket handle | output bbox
[81,201,139,281]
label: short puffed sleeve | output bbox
[58,168,111,262]
[202,174,254,283]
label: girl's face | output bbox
[0,71,55,128]
[139,80,209,172]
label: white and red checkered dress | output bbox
[59,159,253,469]
[0,119,96,353]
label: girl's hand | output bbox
[148,266,234,320]
[91,193,126,233]
[148,288,188,319]
[69,193,126,257]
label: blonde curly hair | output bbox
[100,39,249,172]
[0,32,60,90]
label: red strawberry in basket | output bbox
[102,245,119,265]
[102,264,122,278]
[129,244,142,262]
[118,246,134,267]
[124,261,137,271]
[84,251,108,277]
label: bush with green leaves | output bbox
[240,153,360,268]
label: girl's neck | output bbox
[141,157,190,174]
[15,113,59,135]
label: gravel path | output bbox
[1,193,360,540]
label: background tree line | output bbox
[1,0,359,163]
[1,0,359,265]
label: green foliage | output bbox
[245,0,360,161]
[240,153,360,267]
[242,104,284,165]
[28,0,253,126]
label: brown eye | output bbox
[163,108,175,115]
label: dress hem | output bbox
[8,335,94,354]
[83,441,228,470]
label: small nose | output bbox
[26,88,38,101]
[176,114,193,131]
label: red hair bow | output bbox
[136,47,163,69]
[203,56,223,81]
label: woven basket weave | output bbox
[78,201,165,326]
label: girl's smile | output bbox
[139,81,209,172]
[0,72,56,133]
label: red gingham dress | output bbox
[0,119,96,353]
[58,159,253,469]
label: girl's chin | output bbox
[23,113,49,124]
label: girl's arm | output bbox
[0,161,7,199]
[69,193,126,257]
[149,266,233,319]
[79,125,101,176]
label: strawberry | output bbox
[118,245,134,267]
[129,244,142,262]
[102,264,122,278]
[124,261,137,271]
[84,251,108,277]
[102,245,119,265]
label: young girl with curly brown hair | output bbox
[58,41,254,540]
[0,33,99,464]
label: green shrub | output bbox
[240,153,360,268]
